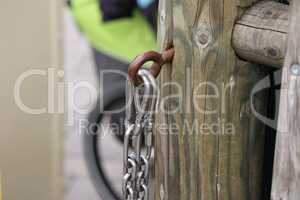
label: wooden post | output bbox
[233,1,288,68]
[155,0,174,199]
[271,0,300,199]
[156,0,270,200]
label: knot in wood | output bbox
[268,48,278,57]
[265,10,273,16]
[194,29,211,48]
[264,47,280,59]
[198,33,209,45]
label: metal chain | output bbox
[123,48,174,200]
[123,69,158,200]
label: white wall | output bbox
[0,0,63,199]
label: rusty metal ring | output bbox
[128,48,175,86]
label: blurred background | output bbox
[0,0,157,199]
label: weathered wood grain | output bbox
[237,0,260,8]
[156,0,270,199]
[155,0,174,199]
[271,0,300,199]
[233,1,289,68]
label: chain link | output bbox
[123,69,158,200]
[123,48,173,200]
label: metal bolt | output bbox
[290,64,300,76]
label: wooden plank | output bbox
[237,0,260,8]
[155,0,174,199]
[156,0,269,199]
[233,1,288,68]
[271,0,300,199]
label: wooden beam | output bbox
[155,0,174,199]
[233,1,288,68]
[156,0,269,199]
[271,0,300,199]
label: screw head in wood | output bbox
[290,64,300,76]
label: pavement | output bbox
[64,8,122,200]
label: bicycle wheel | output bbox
[84,97,125,200]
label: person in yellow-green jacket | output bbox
[69,0,157,199]
[70,0,157,61]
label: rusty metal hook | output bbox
[128,48,175,86]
